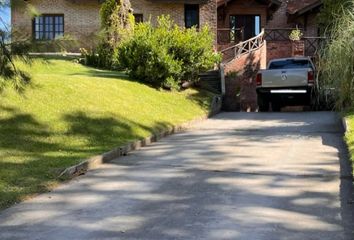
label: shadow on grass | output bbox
[68,69,133,81]
[63,111,173,147]
[0,106,173,210]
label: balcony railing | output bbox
[221,29,265,63]
[264,28,327,56]
[217,28,243,45]
[264,28,302,41]
[303,37,327,56]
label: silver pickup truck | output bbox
[256,57,316,112]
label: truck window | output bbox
[269,59,312,70]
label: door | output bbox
[230,15,261,41]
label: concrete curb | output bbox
[342,117,350,133]
[59,95,222,178]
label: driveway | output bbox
[0,112,353,240]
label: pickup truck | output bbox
[256,57,316,112]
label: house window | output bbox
[33,15,64,40]
[185,4,199,28]
[134,14,143,23]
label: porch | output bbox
[216,0,324,60]
[217,28,326,58]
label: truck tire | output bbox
[258,94,269,112]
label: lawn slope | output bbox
[344,113,354,175]
[0,58,214,209]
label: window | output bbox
[185,4,199,28]
[134,14,143,23]
[268,59,313,70]
[33,15,64,40]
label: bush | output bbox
[117,16,220,90]
[318,3,354,110]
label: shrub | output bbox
[318,0,352,35]
[318,3,354,110]
[117,16,220,90]
[289,28,303,41]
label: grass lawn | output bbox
[0,57,214,210]
[344,113,354,175]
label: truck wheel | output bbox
[272,102,282,112]
[258,94,269,112]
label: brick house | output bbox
[12,0,217,49]
[12,0,322,54]
[12,0,324,111]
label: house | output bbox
[216,0,323,58]
[11,0,324,111]
[12,0,323,57]
[12,0,216,49]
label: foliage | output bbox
[317,0,353,34]
[83,0,134,69]
[289,28,303,41]
[317,4,354,110]
[344,113,354,175]
[0,0,33,92]
[118,16,220,90]
[0,57,214,210]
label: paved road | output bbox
[1,112,354,240]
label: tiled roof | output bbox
[287,0,322,15]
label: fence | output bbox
[221,29,264,63]
[217,28,243,45]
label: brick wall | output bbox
[266,40,292,62]
[223,42,267,111]
[12,0,101,49]
[132,0,217,38]
[12,0,217,51]
[266,0,291,28]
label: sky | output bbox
[0,5,10,29]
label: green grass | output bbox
[344,113,354,175]
[0,57,214,209]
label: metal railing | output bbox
[221,29,265,63]
[265,28,327,56]
[264,28,303,41]
[217,28,243,45]
[303,37,327,56]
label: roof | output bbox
[217,0,281,7]
[287,0,322,15]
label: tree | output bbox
[100,0,134,48]
[95,0,134,68]
[0,0,31,93]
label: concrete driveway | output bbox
[0,112,353,240]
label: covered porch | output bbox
[216,0,281,50]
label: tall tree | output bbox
[100,0,134,48]
[95,0,134,68]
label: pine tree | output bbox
[0,0,31,92]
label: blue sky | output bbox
[0,5,10,29]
